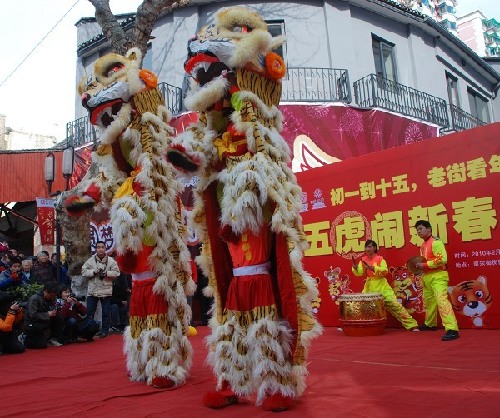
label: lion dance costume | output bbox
[167,7,322,411]
[66,48,195,389]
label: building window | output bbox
[267,20,286,61]
[372,35,397,82]
[467,88,490,123]
[446,72,459,106]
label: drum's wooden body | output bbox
[338,292,386,336]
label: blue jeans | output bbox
[86,296,111,335]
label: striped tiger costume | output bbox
[67,48,195,389]
[168,7,322,411]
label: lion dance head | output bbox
[183,6,286,112]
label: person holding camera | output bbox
[58,285,98,343]
[82,241,120,338]
[0,291,25,355]
[23,281,65,348]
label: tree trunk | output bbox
[58,163,99,296]
[88,0,191,57]
[61,0,191,291]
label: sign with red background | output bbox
[36,197,55,245]
[297,123,500,329]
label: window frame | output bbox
[467,87,490,123]
[446,72,460,107]
[266,19,286,61]
[372,34,398,83]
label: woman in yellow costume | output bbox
[352,240,419,331]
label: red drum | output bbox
[338,292,386,336]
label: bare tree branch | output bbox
[88,0,130,54]
[88,0,191,58]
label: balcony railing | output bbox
[449,104,486,132]
[65,116,96,148]
[65,82,183,148]
[281,67,351,103]
[158,82,183,115]
[353,74,449,127]
[65,70,487,146]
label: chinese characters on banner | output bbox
[297,123,500,329]
[36,198,55,245]
[90,209,114,254]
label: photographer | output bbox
[81,241,120,338]
[58,285,98,343]
[0,291,25,354]
[23,281,64,348]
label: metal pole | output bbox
[56,216,61,283]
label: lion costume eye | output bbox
[104,62,125,78]
[232,25,250,33]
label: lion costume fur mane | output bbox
[75,48,195,386]
[169,6,322,405]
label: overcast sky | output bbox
[0,0,141,140]
[456,0,498,17]
[0,0,498,141]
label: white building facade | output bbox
[70,0,500,141]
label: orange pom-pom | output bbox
[139,69,158,89]
[265,52,286,80]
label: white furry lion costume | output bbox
[168,7,322,411]
[68,48,195,389]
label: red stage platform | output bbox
[2,326,500,417]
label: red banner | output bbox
[36,197,55,245]
[297,123,500,329]
[280,103,439,171]
[74,105,438,179]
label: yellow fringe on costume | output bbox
[237,68,282,107]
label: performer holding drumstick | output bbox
[352,240,419,331]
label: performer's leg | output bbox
[432,273,459,332]
[382,289,419,330]
[374,281,417,330]
[247,318,296,411]
[125,278,192,388]
[421,276,438,327]
[204,315,251,400]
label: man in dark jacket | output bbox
[24,281,64,348]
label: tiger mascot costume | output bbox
[167,7,322,411]
[67,48,195,389]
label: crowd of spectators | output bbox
[0,240,212,356]
[0,242,131,355]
